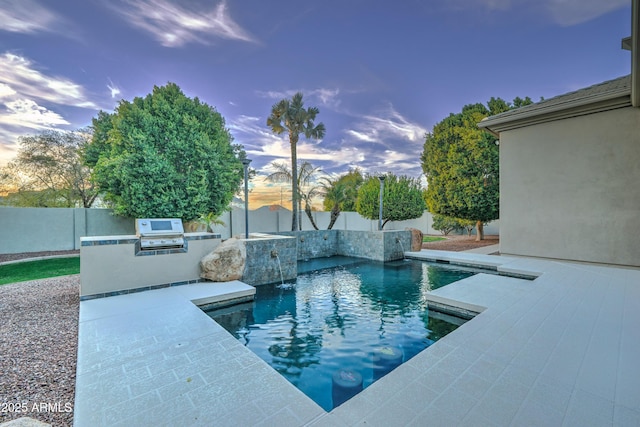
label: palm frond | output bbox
[265,161,292,183]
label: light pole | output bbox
[242,158,251,239]
[378,175,386,231]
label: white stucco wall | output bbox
[79,234,220,296]
[500,107,640,267]
[0,207,499,254]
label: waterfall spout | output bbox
[395,237,407,260]
[272,246,285,285]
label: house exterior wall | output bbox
[500,107,640,267]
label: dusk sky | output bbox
[0,0,632,207]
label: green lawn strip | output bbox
[0,257,80,285]
[423,236,447,243]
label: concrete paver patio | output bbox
[73,251,640,426]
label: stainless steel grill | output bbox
[135,218,185,250]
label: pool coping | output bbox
[73,250,640,426]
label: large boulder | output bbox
[405,227,424,251]
[200,238,246,281]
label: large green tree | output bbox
[356,173,425,229]
[0,130,97,207]
[266,92,325,231]
[85,83,244,220]
[421,97,531,240]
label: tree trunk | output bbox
[475,221,484,241]
[299,199,303,230]
[290,136,298,231]
[305,202,319,230]
[327,205,340,230]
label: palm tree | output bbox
[267,92,325,231]
[266,161,322,230]
[318,168,364,230]
[300,187,321,231]
[318,177,345,230]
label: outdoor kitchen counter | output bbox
[80,232,220,244]
[79,233,221,299]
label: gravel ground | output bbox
[0,275,79,427]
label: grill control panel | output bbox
[135,218,185,250]
[135,218,184,236]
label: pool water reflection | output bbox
[206,257,473,411]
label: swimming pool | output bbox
[206,257,474,411]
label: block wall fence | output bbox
[0,207,499,255]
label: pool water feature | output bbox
[206,257,474,411]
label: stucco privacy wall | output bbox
[500,107,640,267]
[0,207,499,254]
[0,207,134,254]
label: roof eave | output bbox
[478,89,631,135]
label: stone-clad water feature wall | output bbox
[276,230,339,260]
[241,234,297,286]
[235,230,411,285]
[337,230,411,262]
[238,230,412,286]
[276,229,411,262]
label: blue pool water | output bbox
[206,257,474,411]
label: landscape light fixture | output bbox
[378,175,386,231]
[242,158,252,239]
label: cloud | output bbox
[440,0,628,26]
[0,84,17,99]
[0,96,70,165]
[344,105,427,146]
[229,104,427,180]
[247,138,366,166]
[0,97,71,166]
[107,80,121,99]
[112,0,256,47]
[346,130,377,143]
[257,87,342,109]
[0,53,101,165]
[0,99,69,129]
[228,114,283,149]
[252,89,426,175]
[0,53,98,109]
[546,0,628,26]
[460,0,512,11]
[228,110,426,207]
[0,0,60,34]
[314,88,341,109]
[439,0,512,13]
[230,114,360,166]
[0,128,20,167]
